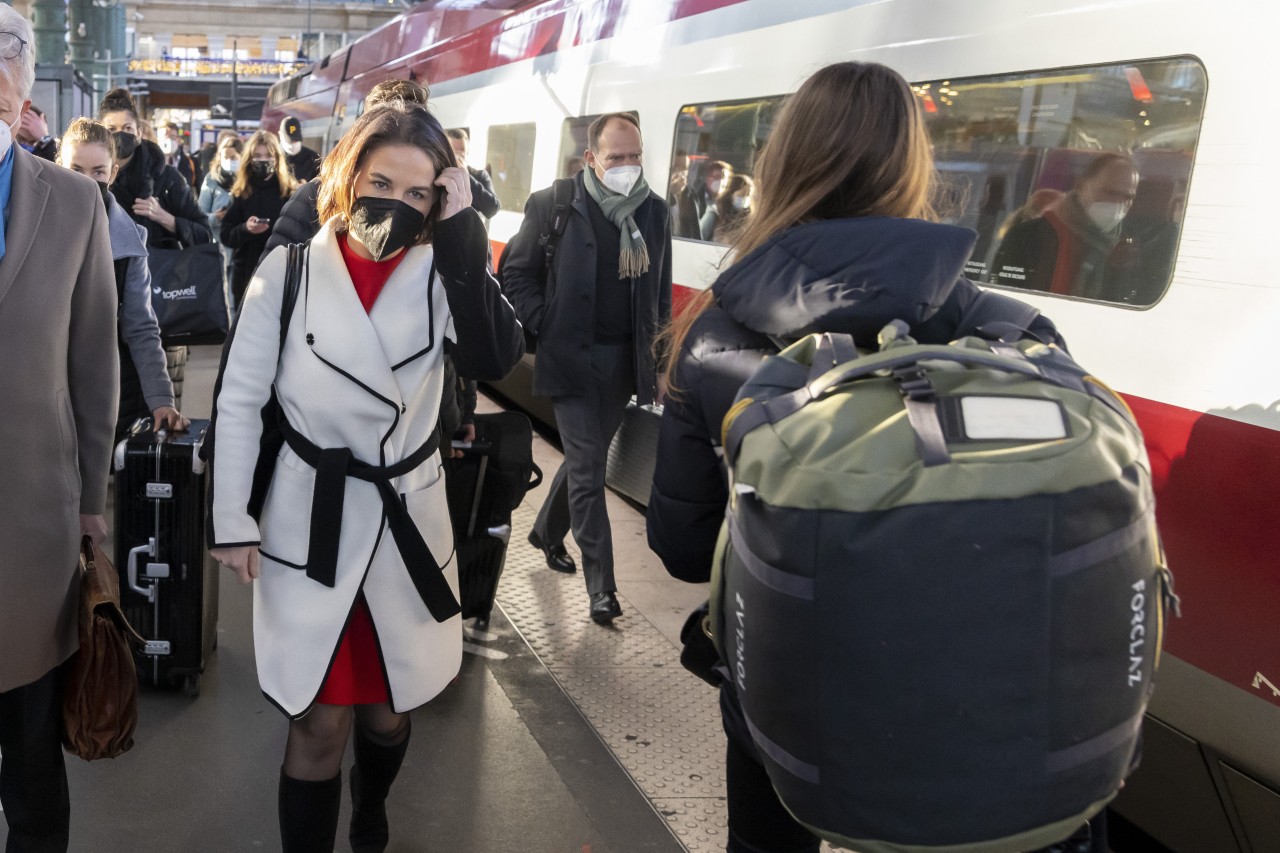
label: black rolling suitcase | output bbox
[443,412,541,628]
[113,418,219,695]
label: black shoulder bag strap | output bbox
[540,177,576,265]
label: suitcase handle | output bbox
[127,538,157,603]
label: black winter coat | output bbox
[221,176,292,297]
[500,172,672,404]
[287,146,322,183]
[264,179,320,255]
[111,139,213,250]
[646,217,1063,583]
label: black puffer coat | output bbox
[110,139,212,250]
[264,179,320,255]
[646,216,1063,583]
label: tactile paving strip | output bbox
[494,502,850,853]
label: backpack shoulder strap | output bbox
[954,288,1041,342]
[539,177,576,264]
[279,242,306,355]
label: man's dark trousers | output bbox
[0,664,70,853]
[532,343,635,596]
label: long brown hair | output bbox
[231,130,300,199]
[658,61,938,384]
[316,104,457,246]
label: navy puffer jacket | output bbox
[646,217,1063,583]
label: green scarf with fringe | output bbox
[582,167,651,279]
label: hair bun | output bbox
[99,86,138,118]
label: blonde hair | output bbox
[57,117,117,165]
[231,130,300,199]
[659,61,938,385]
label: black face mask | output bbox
[349,197,426,262]
[96,181,112,208]
[250,160,275,180]
[113,131,139,160]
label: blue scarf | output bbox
[0,145,16,262]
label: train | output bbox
[262,1,1280,849]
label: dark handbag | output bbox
[679,601,723,687]
[62,537,145,761]
[147,242,231,346]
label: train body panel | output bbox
[263,2,1280,847]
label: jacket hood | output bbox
[711,217,977,341]
[106,194,148,260]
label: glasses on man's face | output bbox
[0,33,28,61]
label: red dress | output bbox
[315,234,409,706]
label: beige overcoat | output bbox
[0,148,119,693]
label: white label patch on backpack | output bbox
[959,396,1068,441]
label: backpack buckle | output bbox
[892,366,935,401]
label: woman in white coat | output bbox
[208,103,523,853]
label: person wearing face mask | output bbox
[160,121,197,189]
[58,118,189,441]
[97,87,212,253]
[676,157,731,240]
[207,102,522,853]
[705,173,755,244]
[0,10,119,851]
[279,115,321,183]
[198,134,245,268]
[219,130,300,308]
[992,152,1140,299]
[500,111,673,625]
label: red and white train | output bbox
[262,1,1280,848]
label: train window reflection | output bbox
[669,97,780,244]
[486,122,536,213]
[918,57,1206,307]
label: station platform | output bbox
[0,344,797,853]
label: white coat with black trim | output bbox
[209,210,523,718]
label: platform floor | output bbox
[0,344,779,853]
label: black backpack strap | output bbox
[539,177,575,264]
[279,242,306,354]
[954,289,1042,343]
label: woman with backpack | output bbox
[220,130,300,308]
[207,102,522,853]
[57,118,189,441]
[645,62,1081,853]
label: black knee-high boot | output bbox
[349,723,411,853]
[278,770,341,853]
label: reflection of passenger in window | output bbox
[991,153,1138,299]
[705,174,754,244]
[676,159,731,240]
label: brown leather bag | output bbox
[62,537,144,760]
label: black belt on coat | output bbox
[278,415,461,623]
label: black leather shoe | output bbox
[528,529,576,573]
[589,592,622,625]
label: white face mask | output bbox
[0,115,17,159]
[159,136,175,155]
[221,157,240,174]
[708,178,724,196]
[1086,201,1128,232]
[732,195,751,211]
[281,138,302,157]
[601,165,642,196]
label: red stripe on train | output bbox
[492,267,1277,708]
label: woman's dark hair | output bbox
[316,103,457,246]
[98,86,140,123]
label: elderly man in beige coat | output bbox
[0,7,119,852]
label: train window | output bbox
[918,57,1206,307]
[669,97,782,244]
[558,113,640,179]
[486,122,536,213]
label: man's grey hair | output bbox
[0,5,36,102]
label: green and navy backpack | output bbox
[710,323,1178,853]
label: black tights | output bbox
[724,731,820,853]
[283,702,410,782]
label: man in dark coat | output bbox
[278,115,321,183]
[500,112,672,624]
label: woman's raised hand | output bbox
[434,166,472,220]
